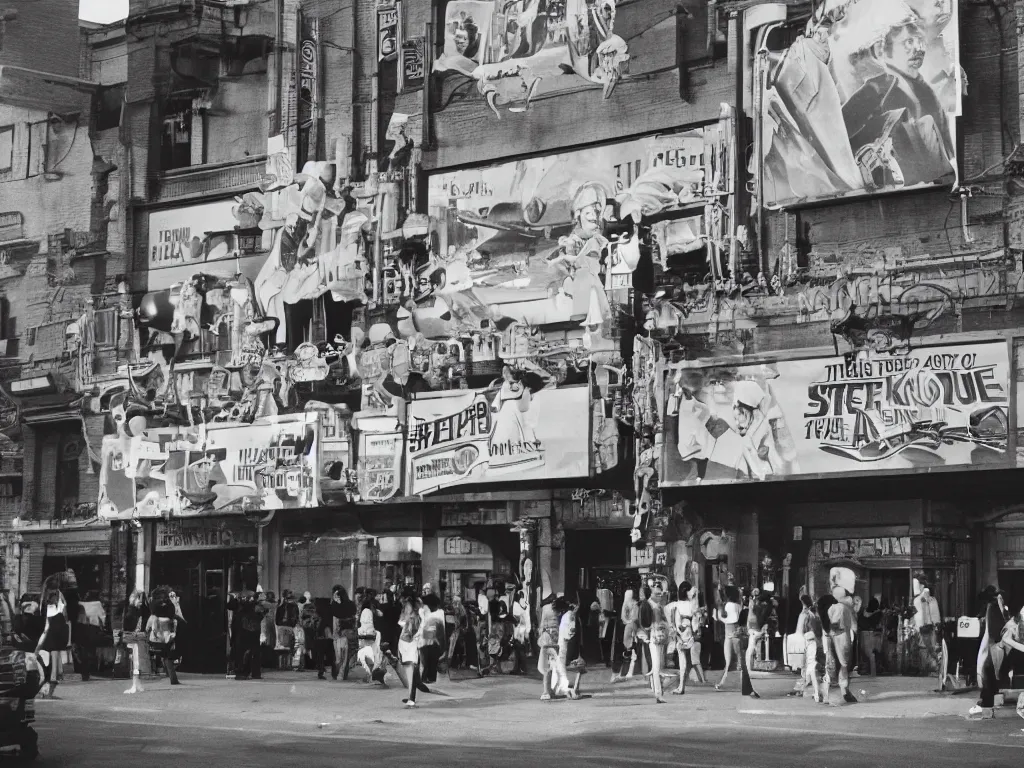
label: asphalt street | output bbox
[24,710,1024,768]
[16,671,1024,768]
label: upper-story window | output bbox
[26,121,48,177]
[0,126,13,173]
[161,99,193,171]
[95,85,125,132]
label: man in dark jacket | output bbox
[227,582,265,680]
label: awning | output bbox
[20,392,85,425]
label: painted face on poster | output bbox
[760,0,961,208]
[663,343,1009,486]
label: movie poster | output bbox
[98,413,321,518]
[760,0,961,208]
[406,384,589,496]
[661,342,1008,486]
[431,0,632,112]
[426,128,727,337]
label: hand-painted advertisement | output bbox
[760,0,961,208]
[406,382,589,495]
[662,342,1008,486]
[356,415,405,502]
[426,128,730,349]
[98,413,321,519]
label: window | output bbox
[26,121,48,177]
[93,308,118,347]
[160,99,193,171]
[94,85,125,132]
[0,126,12,173]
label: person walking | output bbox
[146,588,180,686]
[446,595,469,668]
[788,595,823,702]
[826,592,857,704]
[560,598,586,699]
[714,585,743,692]
[331,586,357,680]
[420,593,446,684]
[612,589,640,682]
[74,591,105,682]
[398,596,429,707]
[741,590,767,700]
[227,581,265,680]
[35,578,70,700]
[671,580,703,694]
[121,589,150,695]
[970,587,1011,718]
[639,582,669,703]
[275,590,300,670]
[538,596,568,701]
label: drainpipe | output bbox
[273,0,284,136]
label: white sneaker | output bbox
[968,705,985,717]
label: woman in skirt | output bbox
[35,577,70,699]
[122,589,151,694]
[146,588,180,685]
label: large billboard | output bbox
[98,413,321,519]
[760,0,961,208]
[662,342,1009,486]
[406,383,589,496]
[426,127,726,337]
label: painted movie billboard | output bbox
[426,127,724,337]
[98,413,321,519]
[760,0,961,208]
[662,342,1008,486]
[406,381,589,496]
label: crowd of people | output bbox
[2,569,1021,715]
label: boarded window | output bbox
[27,121,48,177]
[0,126,13,173]
[93,308,118,346]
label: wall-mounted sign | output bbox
[558,494,629,529]
[307,401,354,494]
[356,416,404,502]
[630,545,654,569]
[98,412,321,520]
[406,385,589,496]
[440,504,514,528]
[438,535,492,560]
[663,342,1010,487]
[760,0,961,208]
[793,526,803,541]
[155,519,258,552]
[146,200,268,292]
[400,37,424,90]
[378,6,399,62]
[300,18,320,120]
[427,127,723,336]
[818,537,911,559]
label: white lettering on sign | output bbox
[437,535,492,560]
[956,616,981,638]
[408,396,491,453]
[440,506,513,528]
[147,200,238,271]
[630,545,654,568]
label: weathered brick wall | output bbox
[205,75,271,165]
[0,0,82,77]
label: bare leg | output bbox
[717,637,734,689]
[651,643,665,703]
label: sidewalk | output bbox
[41,667,1021,743]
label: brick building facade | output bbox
[0,5,129,607]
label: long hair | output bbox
[41,577,62,608]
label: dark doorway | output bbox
[152,549,256,674]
